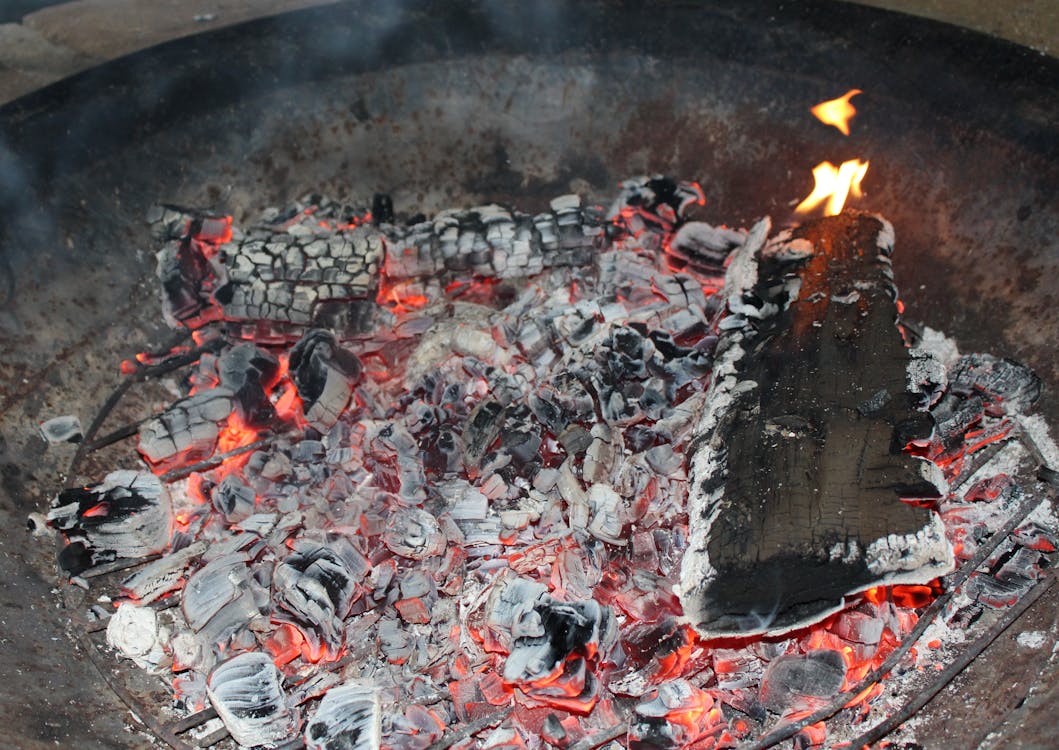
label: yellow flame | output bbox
[795,159,869,216]
[811,89,862,136]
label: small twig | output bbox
[166,708,218,735]
[67,333,223,480]
[740,489,1048,750]
[82,420,151,452]
[82,553,162,579]
[568,723,628,750]
[951,437,1015,495]
[195,725,230,748]
[424,707,511,750]
[159,431,297,482]
[849,572,1055,748]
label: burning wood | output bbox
[680,212,954,638]
[48,470,172,573]
[44,176,1058,750]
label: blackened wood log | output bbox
[680,212,954,638]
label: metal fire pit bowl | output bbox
[0,1,1056,748]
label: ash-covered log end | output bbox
[680,212,954,639]
[48,470,172,565]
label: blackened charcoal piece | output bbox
[212,475,256,523]
[207,652,297,748]
[597,326,650,381]
[371,193,395,224]
[48,470,171,559]
[502,424,543,467]
[948,353,1041,414]
[218,343,280,428]
[550,373,596,423]
[39,415,83,444]
[272,536,370,661]
[669,221,746,273]
[681,213,953,639]
[305,684,379,750]
[422,425,462,475]
[290,329,362,431]
[608,175,704,226]
[529,394,566,436]
[58,540,93,575]
[156,235,213,325]
[931,392,986,449]
[462,400,506,470]
[559,425,593,456]
[759,650,846,713]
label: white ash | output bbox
[1018,413,1059,472]
[957,441,1028,496]
[913,325,961,370]
[1016,630,1048,649]
[39,415,83,444]
[106,602,170,672]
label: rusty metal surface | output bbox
[0,1,1055,747]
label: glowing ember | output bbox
[794,158,869,216]
[810,88,862,135]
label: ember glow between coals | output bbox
[43,174,1056,750]
[43,93,1056,750]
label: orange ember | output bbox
[795,159,869,216]
[810,89,862,136]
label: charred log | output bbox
[680,212,954,638]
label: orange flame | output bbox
[795,159,869,216]
[811,89,862,136]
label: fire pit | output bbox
[1,2,1057,749]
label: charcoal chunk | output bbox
[503,596,605,683]
[759,650,846,713]
[48,470,172,560]
[289,329,362,431]
[218,343,280,428]
[305,684,379,750]
[948,353,1041,413]
[207,652,297,747]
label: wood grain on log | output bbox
[680,212,954,638]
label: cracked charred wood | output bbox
[289,329,362,431]
[680,212,954,638]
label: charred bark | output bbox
[680,212,954,638]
